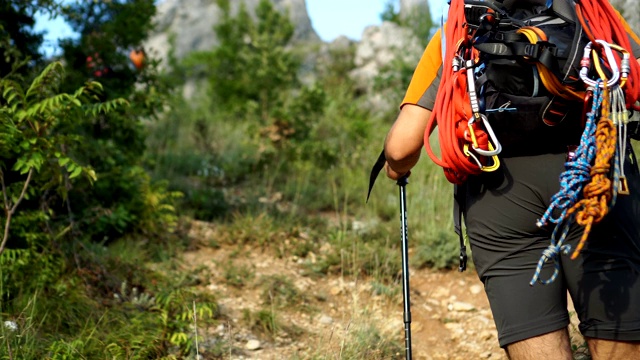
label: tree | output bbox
[186,0,300,122]
[0,1,47,78]
[0,61,126,254]
[54,0,173,240]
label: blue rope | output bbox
[529,218,573,285]
[530,83,604,286]
[537,85,604,227]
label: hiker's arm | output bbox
[384,104,431,180]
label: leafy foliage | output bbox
[0,1,44,78]
[187,0,299,120]
[0,1,198,359]
[54,0,175,241]
[0,61,127,253]
[149,0,329,220]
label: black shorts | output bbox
[464,149,640,347]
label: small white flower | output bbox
[3,321,18,332]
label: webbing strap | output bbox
[453,183,468,272]
[366,149,386,203]
[473,41,560,72]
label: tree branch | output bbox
[0,168,9,210]
[0,168,34,256]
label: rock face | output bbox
[146,0,320,61]
[399,0,424,18]
[351,22,422,87]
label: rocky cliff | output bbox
[146,0,320,61]
[147,0,426,110]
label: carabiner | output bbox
[468,114,502,157]
[463,143,501,173]
[607,42,630,87]
[481,144,501,172]
[463,143,484,170]
[580,40,621,88]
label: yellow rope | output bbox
[517,27,586,101]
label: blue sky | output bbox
[307,0,445,41]
[34,0,445,56]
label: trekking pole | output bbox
[397,175,413,360]
[366,150,412,359]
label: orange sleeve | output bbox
[401,27,444,109]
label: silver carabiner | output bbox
[468,114,503,157]
[579,40,621,88]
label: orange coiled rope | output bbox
[576,0,640,110]
[424,0,490,184]
[566,88,617,259]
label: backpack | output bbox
[464,0,590,156]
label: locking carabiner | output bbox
[580,40,621,88]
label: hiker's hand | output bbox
[385,162,409,180]
[383,104,429,180]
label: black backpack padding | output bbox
[466,0,589,156]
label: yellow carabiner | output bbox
[463,143,501,173]
[467,122,480,149]
[481,143,501,172]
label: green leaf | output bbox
[69,166,82,179]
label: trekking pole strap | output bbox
[454,184,468,272]
[367,149,387,203]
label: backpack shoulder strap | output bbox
[551,0,577,23]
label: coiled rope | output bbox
[530,83,606,285]
[425,0,498,184]
[530,0,640,285]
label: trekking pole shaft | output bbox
[398,176,412,360]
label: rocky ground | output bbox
[184,221,587,360]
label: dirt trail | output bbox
[184,221,584,360]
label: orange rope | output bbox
[425,0,497,184]
[567,88,617,259]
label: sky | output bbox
[34,0,446,56]
[307,0,445,42]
